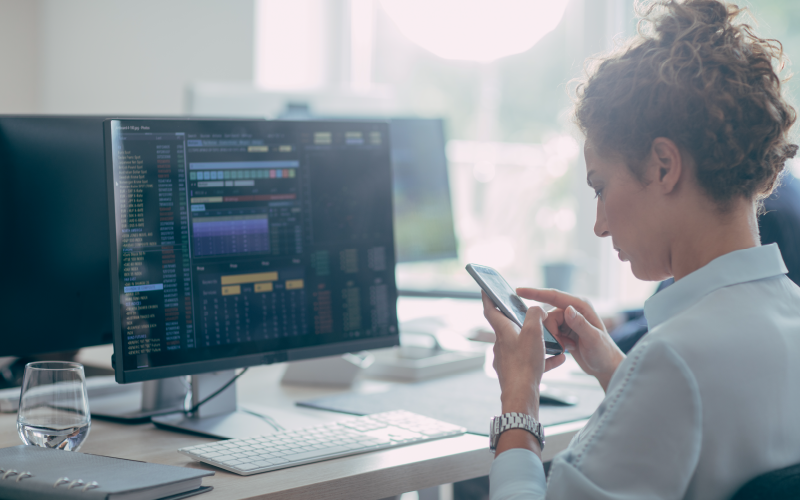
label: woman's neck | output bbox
[669,198,760,281]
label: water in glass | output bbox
[16,361,91,451]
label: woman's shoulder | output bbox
[645,274,800,380]
[653,274,800,338]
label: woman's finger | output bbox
[516,287,591,312]
[544,354,566,372]
[482,292,516,338]
[542,307,564,336]
[522,305,547,329]
[552,330,577,351]
[563,305,600,340]
[517,288,605,330]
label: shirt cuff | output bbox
[489,448,547,500]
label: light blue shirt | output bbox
[490,244,800,500]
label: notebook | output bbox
[0,445,213,500]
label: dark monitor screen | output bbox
[389,118,458,263]
[106,119,399,383]
[0,116,113,357]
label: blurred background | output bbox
[1,0,799,310]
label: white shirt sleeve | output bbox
[489,340,703,500]
[490,449,547,499]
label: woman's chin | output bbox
[630,263,670,282]
[628,261,649,281]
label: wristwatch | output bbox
[489,412,545,451]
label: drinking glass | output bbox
[16,361,91,451]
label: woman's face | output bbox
[585,142,671,282]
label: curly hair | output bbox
[574,0,798,207]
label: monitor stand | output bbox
[90,377,187,423]
[151,370,279,439]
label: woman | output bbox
[485,1,800,499]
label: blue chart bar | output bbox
[124,283,164,293]
[189,161,299,170]
[192,214,270,257]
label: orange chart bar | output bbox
[221,272,279,286]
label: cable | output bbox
[241,409,285,432]
[150,368,284,432]
[184,368,249,415]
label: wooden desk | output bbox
[0,347,594,499]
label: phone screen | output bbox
[471,265,561,347]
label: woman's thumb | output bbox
[565,306,592,336]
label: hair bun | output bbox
[646,0,734,46]
[574,0,797,207]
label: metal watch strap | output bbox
[489,412,545,451]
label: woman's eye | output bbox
[594,188,603,199]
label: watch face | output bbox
[489,416,500,450]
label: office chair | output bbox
[730,462,800,500]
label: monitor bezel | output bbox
[104,118,399,384]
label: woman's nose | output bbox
[594,201,610,238]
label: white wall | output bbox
[0,0,40,113]
[0,0,255,115]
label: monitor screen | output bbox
[106,119,399,383]
[0,116,112,357]
[389,118,458,263]
[288,115,459,264]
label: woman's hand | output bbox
[482,292,567,420]
[517,288,625,392]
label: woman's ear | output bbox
[650,137,684,194]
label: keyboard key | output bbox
[283,445,351,462]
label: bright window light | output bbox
[379,0,570,62]
[351,0,375,91]
[254,0,325,89]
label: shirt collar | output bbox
[644,244,788,329]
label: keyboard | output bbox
[179,410,466,475]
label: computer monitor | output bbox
[276,108,459,264]
[105,118,399,436]
[387,118,457,263]
[0,116,113,358]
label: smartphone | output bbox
[466,263,564,355]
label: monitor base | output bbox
[151,410,279,439]
[151,370,282,439]
[366,346,485,381]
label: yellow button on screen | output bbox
[285,279,304,290]
[254,282,274,293]
[221,285,241,296]
[189,196,223,204]
[221,272,278,285]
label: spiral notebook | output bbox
[0,445,213,500]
